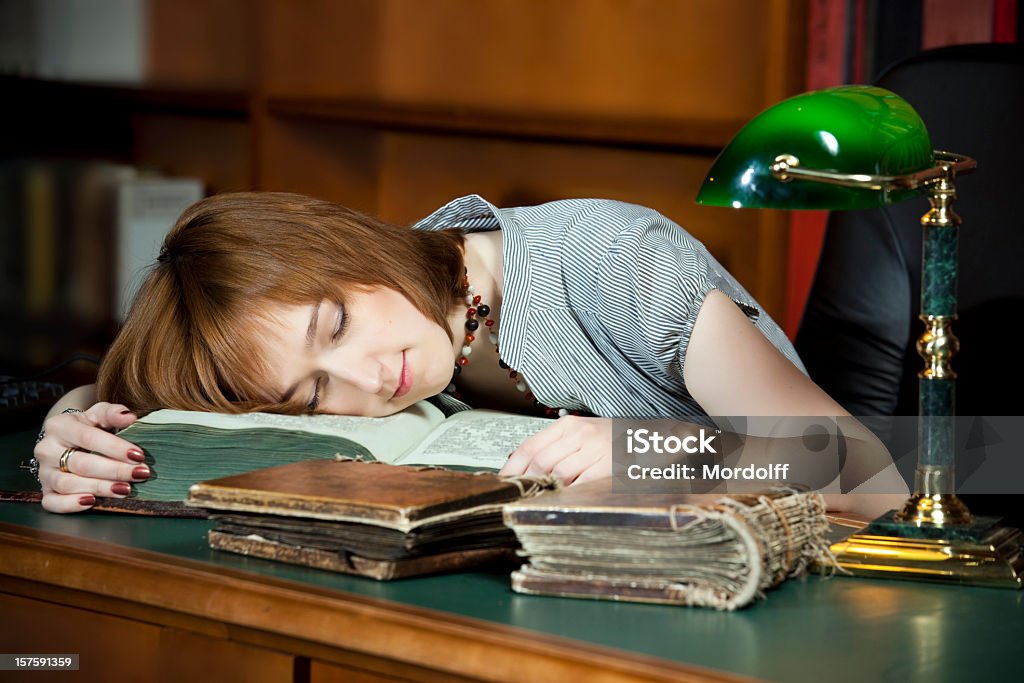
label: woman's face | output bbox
[256,287,458,417]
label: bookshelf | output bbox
[2,0,810,377]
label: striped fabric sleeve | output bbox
[593,223,719,382]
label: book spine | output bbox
[23,162,57,319]
[115,177,204,320]
[68,162,138,325]
[993,0,1019,42]
[922,0,996,49]
[805,0,849,91]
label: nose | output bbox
[325,349,386,396]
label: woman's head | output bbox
[97,192,466,415]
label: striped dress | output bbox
[413,195,805,420]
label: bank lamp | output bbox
[697,85,1022,588]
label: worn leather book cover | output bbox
[189,459,555,579]
[187,459,543,531]
[504,480,830,610]
[208,530,518,581]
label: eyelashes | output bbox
[307,377,322,411]
[308,303,349,411]
[331,304,349,343]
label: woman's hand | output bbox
[499,415,613,485]
[33,403,150,513]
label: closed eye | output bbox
[308,304,348,411]
[307,376,322,411]
[331,304,349,343]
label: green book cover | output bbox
[114,401,552,511]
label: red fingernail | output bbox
[132,466,151,480]
[112,482,131,496]
[79,495,96,506]
[127,449,145,462]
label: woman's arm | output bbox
[684,290,908,516]
[684,290,849,418]
[43,384,97,419]
[34,385,149,514]
[502,290,908,519]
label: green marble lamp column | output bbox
[896,168,972,525]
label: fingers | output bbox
[565,454,610,485]
[41,492,97,514]
[499,420,567,476]
[42,449,148,489]
[548,449,587,485]
[45,404,142,464]
[85,402,140,432]
[46,468,137,498]
[52,419,142,464]
[34,402,148,515]
[500,416,613,486]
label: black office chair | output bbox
[795,43,1024,525]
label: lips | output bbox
[392,351,412,399]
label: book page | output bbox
[138,400,446,463]
[397,411,554,470]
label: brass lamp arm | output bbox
[770,151,976,191]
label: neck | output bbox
[447,231,504,341]
[463,231,503,309]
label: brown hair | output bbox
[97,192,466,415]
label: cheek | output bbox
[423,334,456,388]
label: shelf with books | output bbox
[0,158,206,372]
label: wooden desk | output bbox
[2,430,1022,682]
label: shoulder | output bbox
[414,195,686,241]
[504,198,703,268]
[504,198,676,238]
[411,195,502,232]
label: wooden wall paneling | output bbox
[0,592,294,683]
[749,212,789,320]
[762,0,812,104]
[262,0,385,100]
[259,117,383,214]
[264,0,783,120]
[5,575,490,683]
[146,0,256,89]
[311,660,416,683]
[131,114,253,194]
[375,0,775,119]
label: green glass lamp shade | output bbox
[696,85,934,210]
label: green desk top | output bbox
[3,428,1023,682]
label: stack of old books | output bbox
[187,458,556,580]
[503,481,830,610]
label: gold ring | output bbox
[59,447,77,474]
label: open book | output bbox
[91,401,554,515]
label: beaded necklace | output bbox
[445,272,571,418]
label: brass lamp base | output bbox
[829,511,1024,589]
[895,491,973,525]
